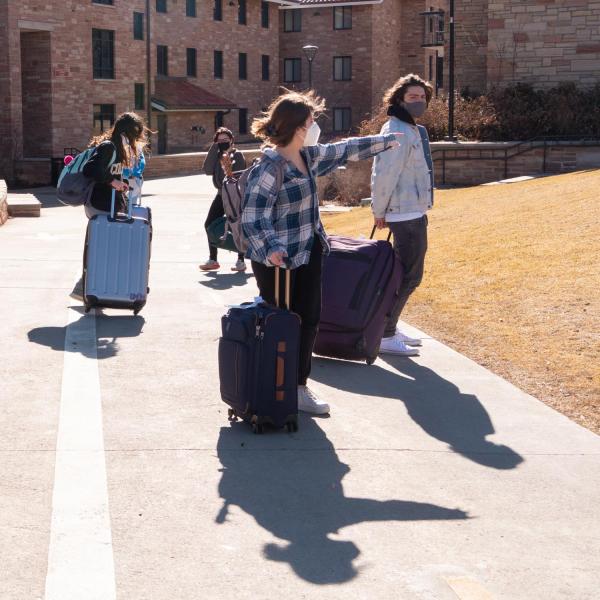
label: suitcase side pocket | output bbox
[218,337,250,414]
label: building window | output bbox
[238,0,247,25]
[214,0,222,21]
[422,10,445,47]
[135,83,145,110]
[436,55,444,88]
[238,53,247,80]
[283,58,301,83]
[333,56,352,81]
[186,0,196,17]
[333,107,351,132]
[93,104,115,134]
[93,0,114,5]
[157,45,168,76]
[156,0,167,13]
[261,1,269,28]
[215,112,224,129]
[187,48,197,77]
[133,12,144,40]
[333,6,352,30]
[239,108,248,135]
[262,55,270,81]
[92,29,114,79]
[214,50,223,79]
[284,9,301,33]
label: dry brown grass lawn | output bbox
[321,170,600,433]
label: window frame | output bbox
[187,48,197,78]
[239,108,248,135]
[261,1,269,28]
[133,12,144,40]
[283,58,301,83]
[157,44,169,76]
[261,54,270,81]
[214,50,224,79]
[283,9,301,33]
[238,53,247,80]
[186,0,196,17]
[333,6,352,30]
[214,0,222,21]
[134,83,145,110]
[238,0,247,25]
[156,0,167,13]
[332,107,352,132]
[333,56,352,81]
[92,28,115,80]
[93,103,115,135]
[92,0,114,5]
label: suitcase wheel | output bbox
[286,421,298,433]
[227,408,238,422]
[366,356,377,365]
[252,423,264,435]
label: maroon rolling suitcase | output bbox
[314,228,403,364]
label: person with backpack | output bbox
[69,112,150,300]
[371,74,435,357]
[242,90,402,415]
[200,128,247,272]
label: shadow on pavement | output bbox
[311,356,524,470]
[27,310,145,360]
[215,419,468,584]
[199,271,254,291]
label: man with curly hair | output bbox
[371,74,435,356]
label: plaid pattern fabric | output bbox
[242,134,397,268]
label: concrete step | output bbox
[7,193,42,217]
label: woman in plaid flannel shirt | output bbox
[242,91,402,415]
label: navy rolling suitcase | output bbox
[83,189,152,315]
[218,268,300,433]
[314,228,402,364]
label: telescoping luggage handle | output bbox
[370,225,392,242]
[274,267,291,311]
[110,188,133,221]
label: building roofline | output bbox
[270,0,383,9]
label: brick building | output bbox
[0,0,281,184]
[1,0,599,185]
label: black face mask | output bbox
[218,141,231,153]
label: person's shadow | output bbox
[27,308,145,360]
[199,271,254,291]
[311,356,524,470]
[215,419,468,584]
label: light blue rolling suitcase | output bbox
[83,189,151,315]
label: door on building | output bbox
[436,55,445,93]
[157,114,167,154]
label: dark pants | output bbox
[251,240,323,386]
[204,193,244,262]
[384,215,428,338]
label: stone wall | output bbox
[487,0,600,88]
[0,180,8,226]
[144,149,263,180]
[0,3,13,183]
[316,140,600,202]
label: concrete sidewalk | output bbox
[1,175,599,600]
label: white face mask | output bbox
[302,122,321,147]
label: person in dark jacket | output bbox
[70,112,150,300]
[200,127,247,272]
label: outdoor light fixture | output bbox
[302,45,319,89]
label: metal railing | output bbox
[431,135,600,184]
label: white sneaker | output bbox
[231,259,247,272]
[199,259,220,271]
[298,385,330,415]
[394,328,422,347]
[379,336,420,356]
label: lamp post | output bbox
[145,0,152,131]
[445,0,457,141]
[302,45,318,90]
